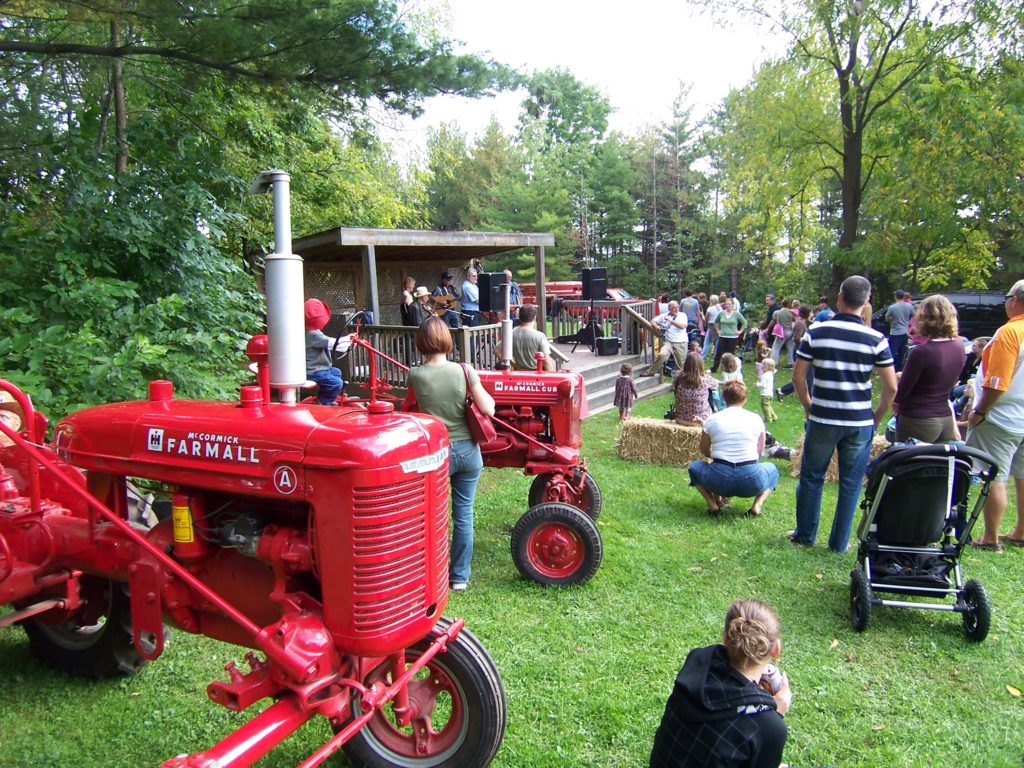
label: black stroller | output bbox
[849,442,998,641]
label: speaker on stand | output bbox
[581,267,607,301]
[478,272,508,314]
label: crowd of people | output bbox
[644,277,1024,560]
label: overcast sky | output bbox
[379,0,787,161]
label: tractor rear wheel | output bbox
[21,577,160,679]
[527,472,602,520]
[511,503,602,586]
[341,617,506,768]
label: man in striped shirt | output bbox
[790,276,897,552]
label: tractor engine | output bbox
[478,368,583,471]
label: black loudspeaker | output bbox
[478,272,508,313]
[582,267,607,301]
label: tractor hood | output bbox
[54,389,448,501]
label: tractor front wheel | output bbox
[511,503,602,586]
[341,617,506,768]
[21,577,160,679]
[527,471,602,520]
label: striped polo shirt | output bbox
[796,312,894,426]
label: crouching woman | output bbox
[687,380,778,517]
[649,598,792,768]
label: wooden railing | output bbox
[551,299,655,362]
[341,322,551,393]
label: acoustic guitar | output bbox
[431,292,461,316]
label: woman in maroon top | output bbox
[893,295,966,442]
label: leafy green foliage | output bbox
[0,160,262,418]
[0,1,510,119]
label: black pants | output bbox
[711,336,739,372]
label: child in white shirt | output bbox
[758,358,777,423]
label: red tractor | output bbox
[350,333,604,588]
[0,171,506,768]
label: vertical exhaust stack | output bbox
[251,170,305,404]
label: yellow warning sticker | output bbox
[172,504,194,543]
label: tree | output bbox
[700,0,978,292]
[424,124,472,230]
[0,1,509,418]
[0,1,508,121]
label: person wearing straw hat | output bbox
[407,286,433,327]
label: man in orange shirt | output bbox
[966,279,1024,550]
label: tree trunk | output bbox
[111,19,127,174]
[831,67,863,296]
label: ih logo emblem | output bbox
[273,465,298,495]
[147,428,164,452]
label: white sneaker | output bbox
[450,582,468,592]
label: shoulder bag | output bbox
[460,363,497,444]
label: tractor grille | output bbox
[431,466,450,595]
[350,472,447,635]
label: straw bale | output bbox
[788,434,890,482]
[617,417,704,466]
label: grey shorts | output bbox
[966,419,1024,482]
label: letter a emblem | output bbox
[273,466,298,495]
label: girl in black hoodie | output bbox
[650,599,792,768]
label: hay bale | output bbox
[788,434,890,481]
[617,417,704,466]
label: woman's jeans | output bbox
[702,327,718,358]
[449,439,483,584]
[793,421,875,552]
[771,331,794,366]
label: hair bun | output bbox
[723,599,780,668]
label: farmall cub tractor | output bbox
[354,316,604,588]
[0,172,507,768]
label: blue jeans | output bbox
[793,420,875,552]
[888,334,908,372]
[780,365,814,397]
[449,439,483,584]
[702,327,718,358]
[309,367,343,405]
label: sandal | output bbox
[746,507,761,518]
[706,504,721,517]
[971,539,1004,552]
[998,534,1024,548]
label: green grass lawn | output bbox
[1,363,1022,767]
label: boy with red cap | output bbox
[304,298,351,405]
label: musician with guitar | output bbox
[433,272,463,329]
[642,301,690,384]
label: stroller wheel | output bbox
[850,568,872,632]
[961,579,991,642]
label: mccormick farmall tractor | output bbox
[0,171,506,768]
[350,284,604,587]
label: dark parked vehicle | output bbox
[873,290,1005,339]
